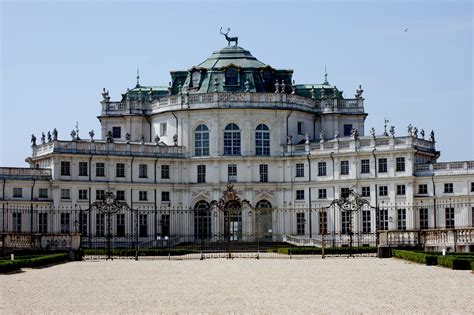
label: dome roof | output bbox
[196,46,266,69]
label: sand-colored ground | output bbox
[1,257,473,314]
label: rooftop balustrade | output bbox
[0,167,52,179]
[101,92,364,116]
[414,161,474,175]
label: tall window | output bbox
[139,164,148,178]
[13,188,22,198]
[39,188,48,199]
[419,208,428,229]
[319,211,327,235]
[61,161,70,176]
[296,163,304,178]
[38,213,48,234]
[61,189,70,200]
[397,209,406,230]
[341,212,350,234]
[161,191,170,202]
[361,186,370,197]
[96,214,105,237]
[296,213,305,235]
[340,160,349,175]
[224,123,241,155]
[379,209,388,230]
[78,189,88,200]
[116,214,125,237]
[194,201,211,240]
[80,213,88,236]
[228,164,237,182]
[318,162,327,176]
[396,184,406,196]
[378,158,388,173]
[418,184,428,195]
[318,188,327,199]
[259,164,268,183]
[343,124,352,136]
[112,126,121,138]
[195,124,209,156]
[225,67,238,86]
[116,163,125,178]
[396,157,405,172]
[139,191,148,201]
[444,183,453,193]
[12,213,22,232]
[361,159,370,174]
[79,162,88,176]
[60,213,70,233]
[96,163,105,177]
[379,186,388,196]
[161,165,170,179]
[362,210,371,233]
[297,122,305,135]
[116,190,125,201]
[255,124,270,156]
[197,165,206,183]
[296,190,305,200]
[445,207,454,228]
[139,214,148,237]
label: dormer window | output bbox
[225,67,239,86]
[191,70,201,88]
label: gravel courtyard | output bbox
[1,257,473,314]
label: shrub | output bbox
[0,253,69,273]
[437,256,472,270]
[392,250,438,265]
[276,246,376,256]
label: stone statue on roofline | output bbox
[319,131,324,143]
[291,80,296,95]
[31,134,37,146]
[370,127,376,139]
[106,130,114,143]
[140,135,145,145]
[334,130,340,141]
[420,129,425,139]
[306,134,310,144]
[413,127,418,138]
[429,130,435,142]
[280,80,286,94]
[89,130,95,142]
[173,134,178,146]
[389,126,395,137]
[154,134,160,145]
[41,132,46,144]
[125,133,131,143]
[407,124,413,136]
[52,128,58,141]
[70,130,76,141]
[287,136,292,145]
[47,131,52,143]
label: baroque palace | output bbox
[1,34,473,252]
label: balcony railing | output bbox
[0,167,51,178]
[414,161,474,174]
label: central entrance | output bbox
[224,209,242,241]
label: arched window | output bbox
[256,200,272,209]
[224,123,241,156]
[255,124,270,156]
[194,200,211,240]
[225,67,238,86]
[195,124,209,156]
[255,199,272,240]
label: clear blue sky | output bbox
[1,0,472,166]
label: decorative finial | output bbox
[311,86,316,99]
[148,87,153,102]
[173,134,178,146]
[140,135,145,145]
[333,86,338,98]
[244,76,250,92]
[351,128,359,140]
[213,77,219,92]
[287,136,292,145]
[280,80,286,94]
[219,27,238,47]
[389,125,395,137]
[274,80,280,93]
[291,80,296,95]
[383,118,389,136]
[75,122,80,140]
[324,65,328,84]
[334,130,340,140]
[319,131,325,142]
[70,130,76,141]
[136,68,140,88]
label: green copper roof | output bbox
[197,46,266,69]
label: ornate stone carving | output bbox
[154,134,160,145]
[106,130,114,143]
[274,80,280,93]
[219,27,238,47]
[351,128,359,140]
[355,84,364,99]
[319,131,325,142]
[125,133,131,143]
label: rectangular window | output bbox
[96,163,105,177]
[319,211,327,235]
[361,186,370,197]
[343,124,352,136]
[296,189,305,200]
[139,191,148,201]
[318,188,327,199]
[96,214,105,237]
[161,214,170,237]
[296,213,305,235]
[160,123,167,137]
[116,190,125,201]
[61,161,70,176]
[296,163,304,178]
[340,160,349,175]
[318,162,327,176]
[397,209,406,230]
[445,207,454,228]
[297,121,305,135]
[396,157,405,172]
[161,191,170,202]
[420,208,428,230]
[228,164,237,183]
[139,214,148,237]
[39,188,48,199]
[60,213,70,233]
[116,214,125,237]
[38,213,48,234]
[139,164,148,178]
[80,213,88,236]
[472,207,474,227]
[78,189,88,200]
[12,213,21,232]
[396,184,406,196]
[13,188,22,198]
[362,210,371,233]
[471,182,474,192]
[197,165,206,183]
[61,189,70,200]
[112,126,121,138]
[379,209,388,231]
[361,159,370,174]
[341,188,350,198]
[161,165,170,179]
[379,186,388,197]
[259,164,268,183]
[418,184,428,195]
[116,163,125,178]
[341,212,350,234]
[444,183,453,193]
[378,158,388,173]
[79,162,88,176]
[96,189,105,201]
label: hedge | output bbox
[275,246,377,255]
[392,250,438,265]
[0,253,69,273]
[84,248,198,256]
[436,256,472,270]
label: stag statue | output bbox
[220,27,238,47]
